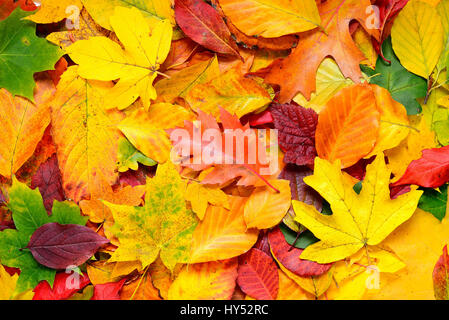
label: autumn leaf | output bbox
[26,0,83,24]
[362,37,427,115]
[243,179,291,229]
[31,154,64,213]
[293,154,423,264]
[0,178,88,292]
[0,8,62,100]
[433,245,449,300]
[49,67,122,202]
[168,259,238,300]
[270,103,318,167]
[237,248,279,300]
[392,145,449,188]
[0,76,54,179]
[81,0,175,31]
[391,0,443,79]
[33,272,90,300]
[174,0,240,57]
[190,196,258,263]
[315,84,380,168]
[263,0,380,102]
[67,6,173,110]
[217,0,321,38]
[185,67,272,119]
[185,182,229,220]
[116,138,157,173]
[104,162,197,271]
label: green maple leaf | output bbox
[362,37,427,115]
[418,184,448,222]
[0,178,88,293]
[117,138,157,173]
[0,8,63,100]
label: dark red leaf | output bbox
[27,223,109,269]
[31,154,64,213]
[392,146,449,188]
[268,227,332,277]
[33,271,90,300]
[270,104,318,167]
[253,230,271,256]
[91,279,126,300]
[389,184,411,200]
[433,245,449,300]
[174,0,240,57]
[344,157,375,181]
[237,248,279,300]
[278,164,323,212]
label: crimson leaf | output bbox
[270,104,318,166]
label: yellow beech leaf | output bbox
[67,6,172,110]
[26,0,83,24]
[243,179,291,229]
[190,196,259,263]
[104,162,198,271]
[293,58,354,114]
[292,154,423,264]
[168,259,238,300]
[154,57,220,103]
[81,0,174,30]
[386,116,437,182]
[117,103,194,163]
[46,8,109,50]
[392,0,444,78]
[49,66,122,202]
[365,85,411,157]
[185,182,230,220]
[0,76,54,179]
[185,67,272,119]
[217,0,321,38]
[364,209,449,300]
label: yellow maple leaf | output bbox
[26,0,83,24]
[185,182,230,220]
[103,162,198,271]
[67,6,172,110]
[292,154,423,264]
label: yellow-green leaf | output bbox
[392,0,444,78]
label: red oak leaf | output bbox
[270,104,318,167]
[392,146,449,188]
[268,227,332,277]
[33,272,90,300]
[237,248,279,300]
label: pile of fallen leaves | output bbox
[0,0,448,300]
